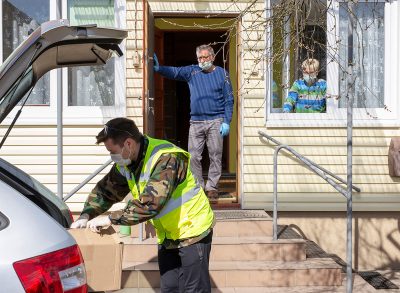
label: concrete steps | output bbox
[113,273,382,293]
[121,237,306,262]
[121,259,342,288]
[126,213,274,239]
[117,210,344,291]
[213,220,272,237]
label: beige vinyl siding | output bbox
[242,125,400,210]
[242,78,400,211]
[126,0,144,130]
[0,126,119,212]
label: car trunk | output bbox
[0,19,127,227]
[0,19,127,123]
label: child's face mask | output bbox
[303,73,317,84]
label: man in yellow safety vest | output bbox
[70,117,215,292]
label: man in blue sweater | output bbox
[154,45,234,201]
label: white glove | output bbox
[87,215,111,233]
[70,214,89,229]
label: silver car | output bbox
[0,19,126,292]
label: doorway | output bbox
[160,31,229,169]
[153,18,238,205]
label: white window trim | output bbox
[265,0,399,128]
[2,0,126,126]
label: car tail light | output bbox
[68,209,74,223]
[13,245,87,293]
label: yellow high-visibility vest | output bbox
[117,136,214,244]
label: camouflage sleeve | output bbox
[109,152,188,226]
[81,164,131,220]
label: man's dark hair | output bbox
[96,117,142,146]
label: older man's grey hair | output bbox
[196,44,215,57]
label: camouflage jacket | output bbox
[81,136,213,248]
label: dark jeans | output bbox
[158,231,213,293]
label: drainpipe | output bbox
[265,0,271,106]
[346,1,355,292]
[57,71,63,200]
[56,0,63,200]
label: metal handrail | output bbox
[260,132,361,194]
[259,130,360,239]
[258,130,360,291]
[63,159,113,202]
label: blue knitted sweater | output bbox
[157,65,234,124]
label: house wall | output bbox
[126,0,145,135]
[243,128,400,211]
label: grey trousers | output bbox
[188,118,223,192]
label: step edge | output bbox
[122,258,343,271]
[120,237,306,245]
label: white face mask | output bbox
[110,145,131,167]
[199,61,213,71]
[303,74,317,84]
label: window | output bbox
[68,0,115,106]
[1,0,126,124]
[2,0,50,105]
[338,2,384,109]
[63,0,126,122]
[266,0,399,126]
[269,0,327,113]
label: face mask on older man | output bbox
[199,61,213,71]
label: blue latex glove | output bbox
[153,53,160,72]
[220,122,230,137]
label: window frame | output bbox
[1,0,126,126]
[265,0,399,127]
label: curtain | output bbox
[339,3,384,108]
[68,0,115,106]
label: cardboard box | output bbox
[68,226,123,292]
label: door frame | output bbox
[145,10,243,206]
[143,1,155,136]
